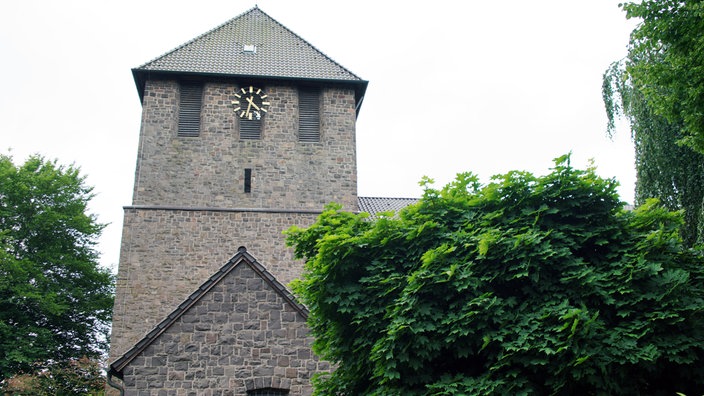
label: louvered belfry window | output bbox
[240,119,261,140]
[177,82,203,137]
[298,87,320,142]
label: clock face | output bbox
[232,86,270,120]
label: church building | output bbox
[107,7,414,395]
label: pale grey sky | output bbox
[0,1,637,270]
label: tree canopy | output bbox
[607,0,704,152]
[1,357,106,395]
[603,0,704,246]
[0,155,114,383]
[287,156,704,395]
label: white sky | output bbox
[0,1,637,271]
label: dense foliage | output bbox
[287,156,704,395]
[603,1,704,246]
[608,0,704,152]
[0,155,114,384]
[1,357,106,395]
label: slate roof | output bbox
[358,196,419,219]
[108,246,307,379]
[132,6,368,106]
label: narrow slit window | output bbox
[178,82,203,137]
[244,168,252,193]
[298,87,320,142]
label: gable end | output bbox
[109,246,307,378]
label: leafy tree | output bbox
[287,156,704,395]
[0,155,114,384]
[603,62,704,246]
[1,357,106,395]
[603,1,704,247]
[609,0,704,152]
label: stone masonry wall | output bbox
[132,80,358,210]
[111,78,360,363]
[120,261,326,396]
[110,209,319,362]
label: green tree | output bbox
[610,0,704,152]
[0,155,114,384]
[2,357,106,395]
[603,62,704,246]
[287,156,704,395]
[603,1,704,246]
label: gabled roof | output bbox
[132,6,368,107]
[108,246,307,379]
[358,196,419,219]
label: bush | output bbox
[287,155,704,395]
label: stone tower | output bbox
[108,7,367,395]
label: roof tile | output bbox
[358,196,419,219]
[136,6,362,82]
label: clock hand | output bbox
[245,97,252,116]
[246,96,261,111]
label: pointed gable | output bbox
[109,247,323,394]
[132,6,367,106]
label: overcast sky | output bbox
[1,1,637,270]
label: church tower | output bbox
[108,7,367,394]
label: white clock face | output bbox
[232,86,270,120]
